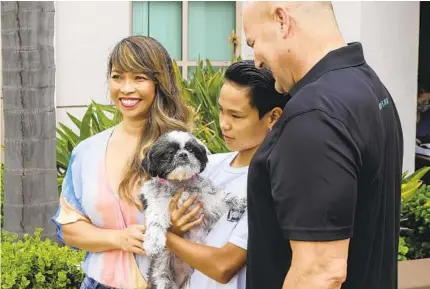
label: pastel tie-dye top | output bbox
[52,127,150,289]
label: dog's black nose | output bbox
[178,152,188,159]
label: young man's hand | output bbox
[169,189,205,236]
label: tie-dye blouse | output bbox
[52,127,150,289]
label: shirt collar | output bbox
[289,42,366,96]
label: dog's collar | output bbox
[155,174,198,183]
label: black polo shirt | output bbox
[246,43,403,289]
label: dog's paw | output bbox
[144,228,167,256]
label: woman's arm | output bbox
[166,232,246,284]
[62,221,146,255]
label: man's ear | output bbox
[273,6,290,39]
[268,107,283,130]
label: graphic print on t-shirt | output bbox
[227,208,245,222]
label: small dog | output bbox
[139,131,246,289]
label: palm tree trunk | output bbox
[1,1,57,238]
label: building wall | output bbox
[55,1,419,172]
[55,1,130,130]
[359,1,420,173]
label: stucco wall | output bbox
[359,1,420,173]
[54,1,130,130]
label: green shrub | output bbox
[398,236,409,261]
[1,229,85,289]
[401,182,430,260]
[400,167,430,260]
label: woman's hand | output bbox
[116,224,147,255]
[169,189,205,236]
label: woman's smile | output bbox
[119,97,142,108]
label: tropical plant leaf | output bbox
[404,166,430,183]
[94,103,112,129]
[79,105,93,141]
[66,112,82,130]
[402,180,423,202]
[58,123,78,147]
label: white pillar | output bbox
[359,1,419,173]
[55,1,130,128]
[241,1,419,173]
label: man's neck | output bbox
[290,35,347,87]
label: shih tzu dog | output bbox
[138,131,246,289]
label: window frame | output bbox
[129,1,243,77]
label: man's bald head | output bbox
[244,1,336,29]
[243,1,344,93]
[245,1,334,14]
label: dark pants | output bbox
[80,276,117,289]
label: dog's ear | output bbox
[195,138,211,155]
[141,150,157,177]
[193,139,209,173]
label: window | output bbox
[131,1,242,78]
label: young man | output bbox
[243,2,403,289]
[165,60,289,289]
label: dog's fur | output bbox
[138,131,246,289]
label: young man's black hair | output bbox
[224,60,290,118]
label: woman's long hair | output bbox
[108,36,194,209]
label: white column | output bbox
[240,1,419,172]
[359,1,420,173]
[55,1,130,128]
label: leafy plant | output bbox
[174,59,230,154]
[401,167,430,202]
[398,236,409,261]
[400,166,430,260]
[1,229,85,289]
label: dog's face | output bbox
[142,131,209,181]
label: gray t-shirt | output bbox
[188,152,248,289]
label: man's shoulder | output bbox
[283,67,386,128]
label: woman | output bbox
[165,60,290,289]
[52,36,194,289]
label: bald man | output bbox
[243,2,403,289]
